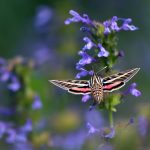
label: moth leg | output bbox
[89,101,97,111]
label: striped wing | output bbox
[102,68,140,92]
[49,80,91,95]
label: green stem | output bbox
[109,110,114,128]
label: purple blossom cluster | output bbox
[0,58,21,92]
[0,57,43,146]
[65,10,141,103]
[0,119,32,144]
[65,10,138,79]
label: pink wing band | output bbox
[69,87,91,94]
[103,81,124,91]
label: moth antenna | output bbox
[91,65,96,76]
[97,66,107,75]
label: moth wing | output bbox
[102,68,140,92]
[49,80,91,95]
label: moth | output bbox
[49,68,140,104]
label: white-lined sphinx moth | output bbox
[49,68,140,104]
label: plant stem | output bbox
[109,110,114,128]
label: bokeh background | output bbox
[0,0,150,150]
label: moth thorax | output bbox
[90,75,103,103]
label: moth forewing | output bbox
[49,80,69,90]
[102,68,140,84]
[123,68,140,83]
[49,80,91,95]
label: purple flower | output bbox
[120,18,138,31]
[78,51,95,66]
[8,76,21,92]
[98,43,109,57]
[100,127,115,139]
[129,117,134,124]
[0,122,6,138]
[82,95,91,102]
[65,10,91,25]
[86,110,104,128]
[6,129,17,143]
[6,128,27,143]
[128,83,141,97]
[76,68,93,79]
[82,37,95,51]
[0,57,5,65]
[0,70,10,82]
[103,16,119,34]
[87,122,99,134]
[20,119,32,133]
[34,5,52,28]
[76,63,83,70]
[34,45,51,65]
[138,116,148,137]
[0,107,15,116]
[32,95,43,110]
[110,16,120,31]
[103,16,138,34]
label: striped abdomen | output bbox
[90,74,103,104]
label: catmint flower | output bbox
[8,76,21,92]
[103,16,138,34]
[98,43,109,57]
[34,5,52,29]
[129,117,134,124]
[110,16,120,31]
[6,129,27,143]
[87,122,99,134]
[76,68,93,79]
[103,16,119,34]
[0,70,10,82]
[128,83,141,97]
[0,122,6,138]
[0,107,15,116]
[34,46,51,65]
[100,128,115,139]
[78,51,95,66]
[82,37,95,51]
[32,95,43,110]
[21,119,32,132]
[120,18,138,31]
[86,110,104,129]
[6,129,16,143]
[82,95,91,102]
[138,116,148,137]
[64,10,91,25]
